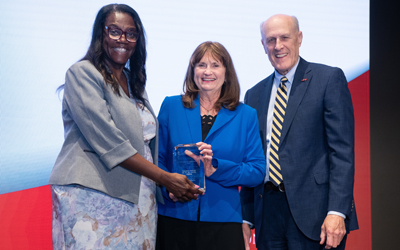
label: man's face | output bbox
[261,15,303,76]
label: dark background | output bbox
[370,0,400,249]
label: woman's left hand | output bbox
[184,142,216,177]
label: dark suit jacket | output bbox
[240,57,358,243]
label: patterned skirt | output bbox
[51,177,157,250]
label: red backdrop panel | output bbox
[0,185,52,250]
[346,71,372,249]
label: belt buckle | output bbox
[278,183,285,192]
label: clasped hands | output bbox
[169,142,215,202]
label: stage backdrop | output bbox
[0,0,369,249]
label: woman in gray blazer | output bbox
[48,4,202,249]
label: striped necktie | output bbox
[269,76,288,186]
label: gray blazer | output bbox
[49,60,159,205]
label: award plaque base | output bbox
[173,143,205,192]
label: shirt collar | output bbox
[274,57,300,84]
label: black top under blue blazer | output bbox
[158,95,266,223]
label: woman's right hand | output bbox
[120,153,203,202]
[184,142,216,177]
[162,172,203,202]
[169,185,201,202]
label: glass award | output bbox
[173,143,205,192]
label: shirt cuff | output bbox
[243,220,254,229]
[328,211,346,219]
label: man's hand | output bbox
[320,214,346,249]
[242,223,252,250]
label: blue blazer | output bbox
[157,95,266,223]
[240,58,359,242]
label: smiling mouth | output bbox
[202,78,216,81]
[113,48,127,53]
[276,53,288,58]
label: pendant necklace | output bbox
[200,103,212,116]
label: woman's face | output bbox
[193,52,226,96]
[102,12,137,70]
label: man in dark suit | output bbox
[240,14,358,250]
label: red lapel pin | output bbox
[301,78,307,82]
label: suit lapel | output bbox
[255,74,274,143]
[259,75,274,152]
[260,74,274,119]
[280,58,312,143]
[185,96,202,143]
[185,96,238,143]
[244,73,273,153]
[205,106,237,142]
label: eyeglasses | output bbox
[105,26,139,43]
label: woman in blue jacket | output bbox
[156,41,266,250]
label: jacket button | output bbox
[259,194,262,199]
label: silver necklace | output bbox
[200,103,213,115]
